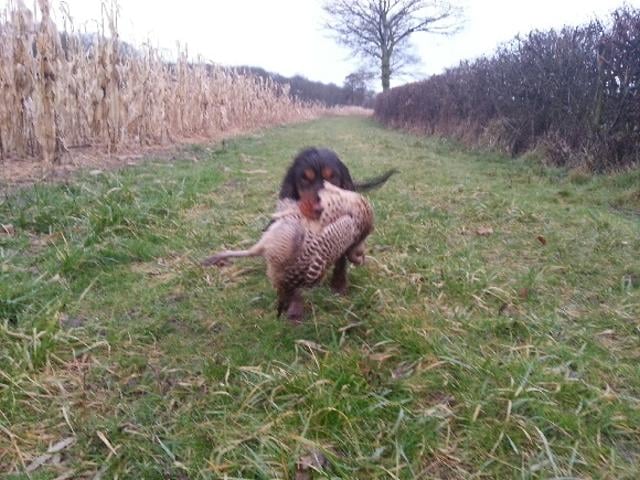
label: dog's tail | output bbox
[354,169,399,192]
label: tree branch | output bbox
[323,0,464,90]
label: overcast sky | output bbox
[5,0,639,90]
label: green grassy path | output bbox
[1,117,639,478]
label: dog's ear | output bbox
[321,148,355,191]
[278,166,299,199]
[338,163,355,191]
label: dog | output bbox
[202,181,375,323]
[278,147,397,296]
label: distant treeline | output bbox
[235,66,375,108]
[374,7,640,171]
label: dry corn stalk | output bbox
[33,0,63,163]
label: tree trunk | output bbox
[381,53,391,92]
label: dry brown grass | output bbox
[328,106,373,117]
[0,0,329,169]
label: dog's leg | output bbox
[286,289,304,325]
[330,255,348,295]
[277,288,304,325]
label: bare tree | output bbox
[323,0,463,91]
[344,68,375,105]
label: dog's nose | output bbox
[313,204,324,218]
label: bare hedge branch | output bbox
[374,7,640,171]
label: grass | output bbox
[1,116,639,479]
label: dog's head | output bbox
[279,147,355,220]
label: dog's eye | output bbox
[303,169,316,182]
[322,167,335,180]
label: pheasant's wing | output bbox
[263,218,306,270]
[282,215,360,289]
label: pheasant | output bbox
[202,181,374,322]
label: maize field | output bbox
[0,0,327,166]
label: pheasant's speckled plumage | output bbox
[258,182,373,290]
[203,181,374,310]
